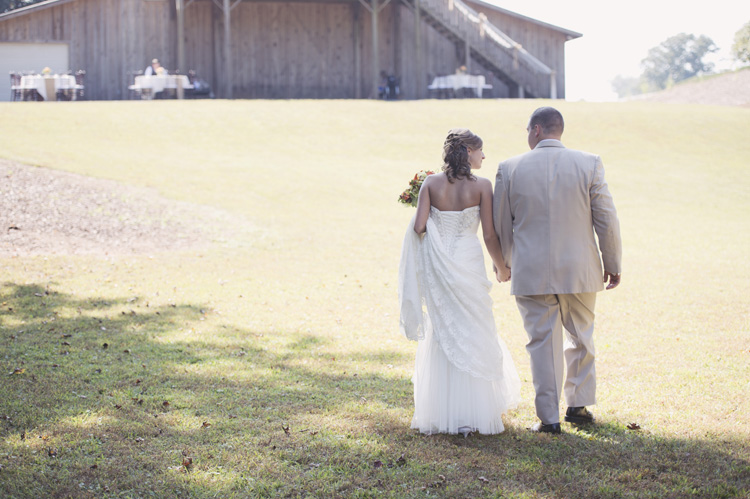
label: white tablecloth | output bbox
[19,74,77,101]
[428,74,493,97]
[134,75,193,98]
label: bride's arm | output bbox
[413,176,433,234]
[479,179,510,282]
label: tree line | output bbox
[613,21,750,98]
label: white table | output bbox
[19,74,77,101]
[428,74,493,98]
[133,75,193,99]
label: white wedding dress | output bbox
[399,205,521,435]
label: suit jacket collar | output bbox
[534,139,564,149]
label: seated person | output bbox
[144,59,167,76]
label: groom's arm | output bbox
[590,157,622,279]
[493,162,513,268]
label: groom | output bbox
[493,107,622,434]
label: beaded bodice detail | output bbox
[429,205,480,256]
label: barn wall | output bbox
[463,2,568,97]
[0,0,178,100]
[0,0,571,99]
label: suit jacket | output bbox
[494,139,621,296]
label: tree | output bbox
[611,75,644,99]
[732,21,750,65]
[640,33,718,90]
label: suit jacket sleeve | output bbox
[494,162,513,267]
[590,157,622,274]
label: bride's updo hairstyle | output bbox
[442,128,481,183]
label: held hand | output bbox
[604,271,621,290]
[496,265,511,283]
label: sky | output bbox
[488,1,750,101]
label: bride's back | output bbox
[426,172,482,212]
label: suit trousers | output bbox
[515,293,597,424]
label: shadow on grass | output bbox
[0,281,747,498]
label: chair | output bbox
[74,70,86,100]
[127,70,144,100]
[9,72,22,101]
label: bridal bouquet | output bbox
[398,170,435,207]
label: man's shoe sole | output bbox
[564,415,594,424]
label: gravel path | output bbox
[0,159,244,257]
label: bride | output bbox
[399,128,521,436]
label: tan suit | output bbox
[494,139,621,424]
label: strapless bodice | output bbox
[428,205,480,257]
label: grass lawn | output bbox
[0,99,748,498]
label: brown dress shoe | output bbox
[529,421,561,434]
[565,406,594,424]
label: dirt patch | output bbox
[0,159,248,257]
[628,68,750,107]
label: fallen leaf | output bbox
[281,424,290,436]
[627,423,641,430]
[123,349,131,354]
[114,404,122,410]
[61,341,71,346]
[94,368,102,374]
[228,414,237,419]
[373,460,383,469]
[9,368,25,375]
[134,437,144,443]
[47,448,57,457]
[182,456,193,470]
[478,476,490,483]
[102,343,108,349]
[135,379,141,385]
[438,474,446,481]
[62,334,72,338]
[51,364,59,368]
[202,421,211,428]
[90,464,98,469]
[162,401,170,407]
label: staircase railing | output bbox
[415,0,555,97]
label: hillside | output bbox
[627,68,750,107]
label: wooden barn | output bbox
[0,0,581,101]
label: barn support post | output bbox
[414,0,422,99]
[353,3,361,99]
[223,0,232,98]
[176,0,185,74]
[464,40,470,72]
[550,70,557,99]
[370,0,379,99]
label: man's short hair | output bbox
[529,107,564,135]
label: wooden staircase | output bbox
[407,0,556,98]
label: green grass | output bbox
[0,99,748,498]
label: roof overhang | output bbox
[464,0,582,40]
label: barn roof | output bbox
[1,0,582,41]
[467,0,582,40]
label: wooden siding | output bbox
[0,0,571,99]
[463,2,568,97]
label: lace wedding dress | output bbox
[399,206,521,435]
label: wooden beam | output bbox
[223,0,232,98]
[370,0,378,99]
[353,3,361,99]
[414,0,421,99]
[464,40,470,73]
[550,70,557,99]
[176,0,186,74]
